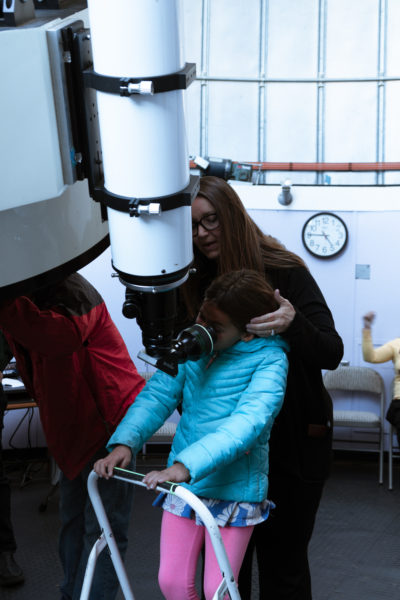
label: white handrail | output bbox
[80,469,241,600]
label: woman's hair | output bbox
[204,269,278,332]
[181,176,305,320]
[195,176,305,273]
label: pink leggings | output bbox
[158,511,254,600]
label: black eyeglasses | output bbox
[192,213,219,237]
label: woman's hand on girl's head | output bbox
[143,463,190,490]
[246,289,296,337]
[93,445,132,480]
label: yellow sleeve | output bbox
[362,328,394,364]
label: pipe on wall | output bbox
[190,160,400,172]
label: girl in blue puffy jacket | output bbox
[94,269,289,600]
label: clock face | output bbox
[302,212,348,258]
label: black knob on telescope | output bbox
[122,290,141,319]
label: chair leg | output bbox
[388,425,393,491]
[379,430,384,485]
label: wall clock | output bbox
[301,212,348,258]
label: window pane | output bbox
[182,0,203,66]
[385,82,400,161]
[185,81,201,157]
[264,171,317,185]
[266,84,317,160]
[323,172,377,185]
[325,0,379,78]
[384,81,400,184]
[207,82,259,160]
[209,1,260,78]
[324,83,377,161]
[387,0,400,77]
[267,0,319,78]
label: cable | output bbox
[6,407,34,450]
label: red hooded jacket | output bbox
[0,273,145,479]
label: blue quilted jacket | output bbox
[107,335,289,502]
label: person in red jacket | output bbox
[0,272,145,600]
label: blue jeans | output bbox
[59,447,134,600]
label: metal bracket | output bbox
[1,0,35,27]
[60,25,198,221]
[94,175,200,216]
[83,62,196,96]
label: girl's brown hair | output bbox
[204,269,279,332]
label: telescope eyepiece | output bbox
[154,324,216,376]
[170,324,216,362]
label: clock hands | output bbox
[322,231,335,249]
[307,231,335,249]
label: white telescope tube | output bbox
[86,0,193,286]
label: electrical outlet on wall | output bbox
[355,264,370,280]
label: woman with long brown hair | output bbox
[180,176,343,600]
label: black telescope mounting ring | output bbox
[83,63,196,96]
[94,175,200,217]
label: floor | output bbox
[2,449,400,600]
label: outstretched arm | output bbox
[362,312,394,364]
[363,311,375,329]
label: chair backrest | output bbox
[324,366,384,395]
[323,366,385,420]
